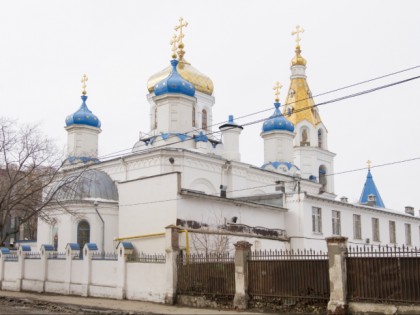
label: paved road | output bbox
[0,291,261,315]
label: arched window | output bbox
[192,106,196,127]
[300,128,310,146]
[318,129,323,148]
[202,109,208,131]
[319,165,327,190]
[286,107,292,117]
[77,220,90,252]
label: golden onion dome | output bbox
[147,59,214,95]
[291,45,307,66]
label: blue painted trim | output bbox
[20,245,31,252]
[0,248,10,254]
[67,243,80,251]
[121,242,134,250]
[42,244,55,251]
[86,243,98,251]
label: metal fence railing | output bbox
[4,254,18,262]
[177,253,235,296]
[91,252,118,261]
[127,252,166,263]
[24,252,41,259]
[248,249,330,301]
[47,252,67,260]
[347,245,420,303]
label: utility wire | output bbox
[118,155,420,207]
[99,74,420,161]
[97,64,420,159]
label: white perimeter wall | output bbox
[126,262,166,303]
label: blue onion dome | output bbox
[154,59,195,97]
[65,95,101,128]
[262,103,294,133]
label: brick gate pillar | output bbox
[233,240,252,310]
[326,236,348,315]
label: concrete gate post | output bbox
[164,225,180,305]
[326,236,348,315]
[116,241,134,299]
[233,240,252,310]
[82,243,96,297]
[0,249,6,288]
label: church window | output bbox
[319,165,327,190]
[353,214,362,239]
[300,128,309,146]
[372,218,380,242]
[405,223,412,246]
[202,109,208,131]
[332,210,341,236]
[192,106,196,127]
[154,107,157,129]
[77,220,90,252]
[289,89,295,97]
[312,207,322,233]
[318,129,323,148]
[52,225,59,250]
[389,221,396,244]
[286,107,292,117]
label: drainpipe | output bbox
[94,200,105,252]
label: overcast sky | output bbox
[1,0,420,213]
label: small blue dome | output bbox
[65,96,101,128]
[154,60,195,97]
[262,103,294,133]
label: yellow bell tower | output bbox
[283,26,336,197]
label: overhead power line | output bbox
[118,155,420,207]
[98,73,420,161]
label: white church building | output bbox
[36,24,420,256]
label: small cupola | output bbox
[65,75,101,128]
[154,59,195,97]
[262,82,294,133]
[359,161,385,208]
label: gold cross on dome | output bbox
[273,81,282,102]
[367,160,372,169]
[81,74,88,95]
[291,25,304,46]
[170,34,178,59]
[174,17,188,46]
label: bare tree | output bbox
[187,212,232,256]
[0,118,81,244]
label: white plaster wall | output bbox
[129,236,166,255]
[125,262,166,303]
[154,95,195,134]
[66,125,100,158]
[91,260,118,287]
[178,197,286,231]
[24,259,42,280]
[220,127,242,162]
[262,131,294,164]
[3,262,19,281]
[118,172,179,238]
[70,260,84,284]
[287,196,420,251]
[47,260,66,282]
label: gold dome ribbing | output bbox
[147,17,214,96]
